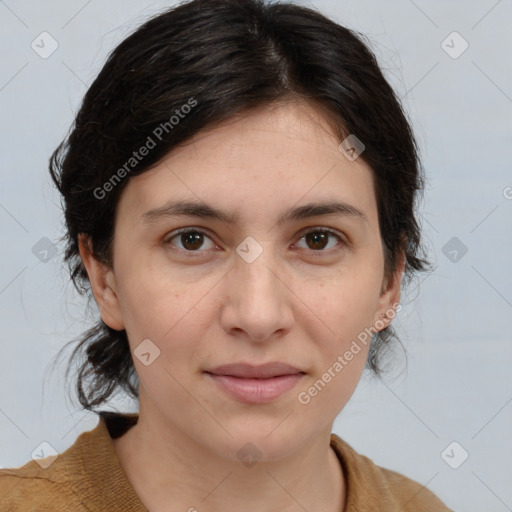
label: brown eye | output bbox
[180,231,204,250]
[296,229,343,252]
[305,231,329,250]
[165,229,215,251]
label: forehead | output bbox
[172,100,346,162]
[116,100,378,228]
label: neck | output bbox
[111,403,346,512]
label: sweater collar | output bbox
[67,411,147,511]
[72,411,362,511]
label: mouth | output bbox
[206,362,304,379]
[204,362,305,403]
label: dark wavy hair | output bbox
[49,0,431,411]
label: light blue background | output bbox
[1,1,511,510]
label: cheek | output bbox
[296,296,372,417]
[291,272,379,413]
[297,355,368,424]
[299,269,382,345]
[113,250,210,340]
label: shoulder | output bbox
[0,412,145,512]
[330,434,454,511]
[0,457,85,511]
[0,414,104,511]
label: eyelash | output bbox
[163,227,346,256]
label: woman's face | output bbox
[83,100,402,461]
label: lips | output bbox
[205,362,306,403]
[206,362,304,379]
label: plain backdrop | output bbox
[1,1,511,510]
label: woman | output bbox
[0,0,452,509]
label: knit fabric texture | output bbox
[0,412,453,511]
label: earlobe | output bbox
[78,234,125,331]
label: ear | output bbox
[372,250,405,331]
[78,234,125,331]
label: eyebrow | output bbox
[141,199,368,227]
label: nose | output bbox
[220,243,294,342]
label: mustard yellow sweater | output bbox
[0,412,453,511]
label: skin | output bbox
[79,99,404,512]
